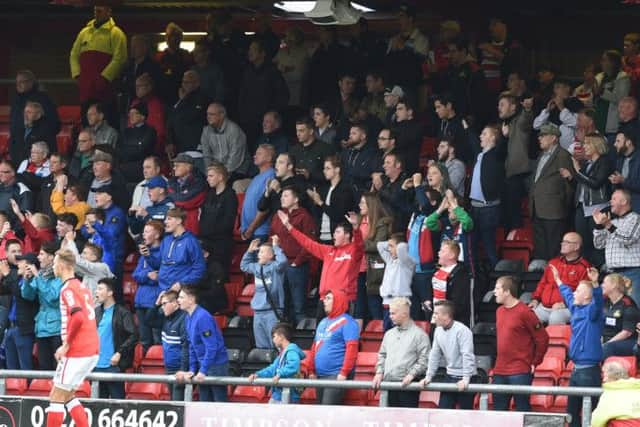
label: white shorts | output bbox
[53,355,99,391]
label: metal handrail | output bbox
[0,369,597,426]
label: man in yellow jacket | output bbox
[69,5,127,104]
[591,360,640,427]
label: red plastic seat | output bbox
[122,274,137,309]
[6,378,27,395]
[131,343,144,372]
[124,252,139,272]
[343,388,368,406]
[604,356,637,377]
[214,315,228,330]
[360,320,384,351]
[24,379,53,397]
[530,378,554,412]
[544,346,567,362]
[551,377,570,412]
[236,284,255,317]
[57,105,81,124]
[228,385,266,403]
[222,281,243,314]
[75,380,92,398]
[546,324,571,349]
[355,352,378,377]
[126,382,163,400]
[298,387,317,404]
[419,390,440,408]
[414,320,431,335]
[534,356,564,381]
[140,345,164,374]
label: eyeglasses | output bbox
[561,240,579,244]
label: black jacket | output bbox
[0,268,38,335]
[11,118,57,166]
[341,143,380,200]
[379,173,413,232]
[438,115,476,165]
[167,88,209,153]
[257,174,310,214]
[317,179,355,234]
[118,124,157,183]
[199,185,238,271]
[289,140,335,188]
[447,263,472,327]
[95,303,138,371]
[573,156,613,208]
[237,62,289,128]
[393,119,424,175]
[472,139,507,203]
[9,86,60,163]
[440,62,491,129]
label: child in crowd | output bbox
[10,198,54,254]
[377,233,416,331]
[240,235,287,348]
[248,322,306,403]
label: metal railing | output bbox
[0,369,600,426]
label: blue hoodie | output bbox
[187,305,228,374]
[240,245,287,312]
[255,342,306,402]
[81,203,126,272]
[133,245,162,308]
[560,284,604,366]
[158,231,206,291]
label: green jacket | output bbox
[591,378,640,427]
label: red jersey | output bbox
[532,256,591,307]
[60,278,99,357]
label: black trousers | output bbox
[388,389,420,408]
[532,216,566,261]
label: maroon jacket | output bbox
[270,207,316,266]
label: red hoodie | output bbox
[532,256,591,307]
[290,227,364,301]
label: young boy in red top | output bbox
[47,249,100,427]
[277,209,363,315]
[493,275,549,411]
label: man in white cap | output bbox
[383,85,405,127]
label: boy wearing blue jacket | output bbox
[550,264,604,427]
[176,286,228,402]
[248,323,306,403]
[240,235,287,349]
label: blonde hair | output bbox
[584,134,608,156]
[604,273,632,295]
[389,297,411,312]
[55,249,76,268]
[441,239,461,260]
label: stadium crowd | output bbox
[3,2,640,426]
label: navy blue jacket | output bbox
[186,305,228,374]
[340,143,380,203]
[132,245,162,309]
[560,284,604,366]
[128,196,175,236]
[148,306,189,371]
[157,231,206,291]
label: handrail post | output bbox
[281,387,290,404]
[90,380,100,398]
[379,390,389,407]
[184,383,193,402]
[582,396,592,427]
[479,392,489,410]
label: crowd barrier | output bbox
[0,369,601,426]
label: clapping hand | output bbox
[587,267,599,285]
[345,211,359,226]
[592,209,611,227]
[306,187,322,205]
[549,264,562,286]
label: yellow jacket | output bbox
[69,17,127,82]
[591,378,640,427]
[50,190,90,230]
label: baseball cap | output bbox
[384,85,405,98]
[15,253,40,269]
[143,176,167,190]
[173,153,194,165]
[539,123,561,137]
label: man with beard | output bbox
[435,138,465,196]
[433,94,473,164]
[341,123,379,201]
[610,129,640,212]
[258,152,308,215]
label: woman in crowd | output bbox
[560,133,611,267]
[356,192,392,327]
[307,155,354,244]
[602,273,640,359]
